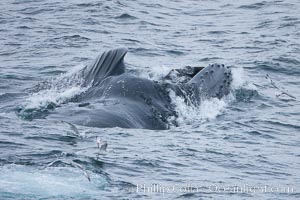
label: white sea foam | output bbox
[169,90,231,126]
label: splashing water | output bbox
[230,67,259,102]
[231,67,246,89]
[168,89,231,126]
[231,66,257,90]
[24,86,87,110]
[137,64,171,81]
[17,65,90,120]
[168,66,252,126]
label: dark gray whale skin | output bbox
[49,48,232,130]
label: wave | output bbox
[0,164,107,199]
[255,59,300,76]
[115,13,137,20]
[238,2,269,9]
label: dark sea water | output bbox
[1,0,300,199]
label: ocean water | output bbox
[0,0,300,199]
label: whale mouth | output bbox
[164,66,205,84]
[165,64,232,100]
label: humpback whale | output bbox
[24,48,233,130]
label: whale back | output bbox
[84,48,128,86]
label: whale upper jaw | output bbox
[189,63,233,99]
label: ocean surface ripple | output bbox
[0,0,299,199]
